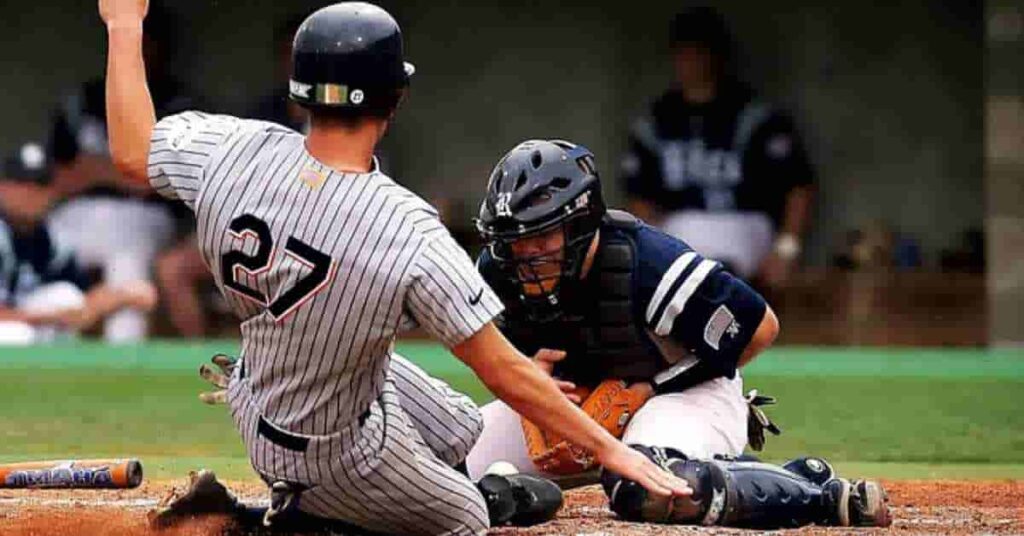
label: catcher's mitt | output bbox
[522,380,653,475]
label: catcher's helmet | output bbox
[289,2,414,110]
[477,140,606,320]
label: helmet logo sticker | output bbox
[574,191,591,210]
[350,89,365,105]
[495,192,513,217]
[289,80,312,99]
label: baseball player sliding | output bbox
[465,139,892,529]
[99,1,689,534]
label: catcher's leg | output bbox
[464,399,537,480]
[463,399,600,488]
[391,353,484,467]
[622,375,747,460]
[601,447,891,529]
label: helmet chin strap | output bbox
[579,230,601,280]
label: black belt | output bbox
[257,410,371,452]
[258,416,309,452]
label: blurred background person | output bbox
[154,15,308,338]
[248,14,310,132]
[0,144,156,345]
[45,1,192,342]
[620,6,815,291]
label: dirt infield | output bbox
[0,480,1020,535]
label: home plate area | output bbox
[0,480,1020,535]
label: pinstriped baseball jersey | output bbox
[148,111,503,534]
[147,111,503,433]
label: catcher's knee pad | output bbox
[782,456,836,486]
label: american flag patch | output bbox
[317,84,349,105]
[704,305,736,350]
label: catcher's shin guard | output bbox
[602,447,849,529]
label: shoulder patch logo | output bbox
[166,121,195,152]
[704,305,738,350]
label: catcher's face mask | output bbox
[507,224,566,297]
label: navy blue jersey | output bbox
[0,218,88,307]
[620,83,813,225]
[478,211,767,392]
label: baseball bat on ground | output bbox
[0,459,143,489]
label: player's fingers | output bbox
[199,364,229,389]
[555,380,576,393]
[652,467,692,496]
[637,473,672,498]
[533,348,567,364]
[198,390,227,405]
[533,349,567,374]
[211,353,236,375]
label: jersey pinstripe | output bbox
[148,111,502,535]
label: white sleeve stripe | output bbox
[652,353,700,385]
[653,259,718,336]
[645,252,697,323]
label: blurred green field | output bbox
[1,342,1022,481]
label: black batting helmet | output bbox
[289,2,415,110]
[477,140,606,320]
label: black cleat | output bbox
[263,480,302,527]
[478,473,564,527]
[148,470,243,528]
[822,478,892,527]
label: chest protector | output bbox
[552,211,666,385]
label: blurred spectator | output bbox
[153,236,210,338]
[44,2,192,342]
[833,223,897,271]
[249,14,310,132]
[155,14,307,338]
[940,230,984,273]
[620,7,814,290]
[0,146,156,345]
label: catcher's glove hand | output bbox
[198,353,237,405]
[746,389,781,451]
[523,380,653,475]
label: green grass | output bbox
[0,341,1021,481]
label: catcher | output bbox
[464,139,891,529]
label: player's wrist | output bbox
[590,431,623,462]
[105,19,144,35]
[773,233,802,261]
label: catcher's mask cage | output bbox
[477,139,606,322]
